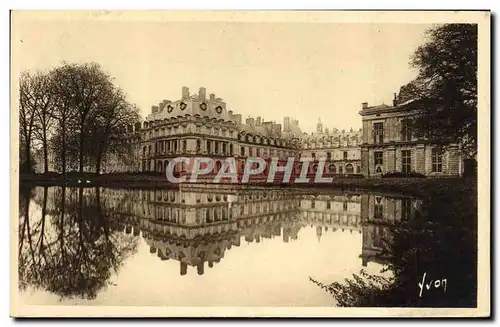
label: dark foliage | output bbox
[381,171,427,178]
[311,181,477,307]
[399,24,477,158]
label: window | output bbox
[207,141,212,153]
[196,139,201,152]
[401,198,412,221]
[183,140,187,152]
[229,144,233,155]
[374,204,383,219]
[432,148,443,172]
[343,201,348,211]
[402,150,411,173]
[326,201,331,210]
[339,166,343,174]
[222,143,227,154]
[373,122,384,144]
[327,152,331,161]
[215,142,219,153]
[356,166,361,174]
[241,146,245,156]
[401,119,413,142]
[343,151,348,160]
[256,148,260,157]
[373,226,384,249]
[374,151,383,166]
[311,200,315,209]
[345,163,354,174]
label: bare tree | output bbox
[92,87,140,174]
[32,71,56,173]
[50,62,116,174]
[19,72,41,173]
[50,66,77,176]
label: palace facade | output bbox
[106,86,362,178]
[137,86,301,176]
[359,91,461,177]
[300,119,363,175]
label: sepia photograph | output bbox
[9,10,490,318]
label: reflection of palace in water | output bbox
[93,185,364,275]
[31,186,421,275]
[360,193,422,266]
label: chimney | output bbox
[362,102,368,109]
[233,114,242,124]
[182,86,189,100]
[199,87,206,100]
[210,93,215,101]
[273,123,282,136]
[159,101,167,111]
[283,117,291,132]
[393,92,398,107]
[256,116,262,126]
[228,110,233,115]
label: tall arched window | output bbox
[346,163,354,175]
[329,164,336,174]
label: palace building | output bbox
[300,119,363,175]
[107,86,362,178]
[359,90,461,177]
[137,86,302,176]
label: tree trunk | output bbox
[43,129,49,174]
[39,186,48,252]
[79,131,84,175]
[24,142,32,173]
[95,142,106,175]
[59,186,65,254]
[61,119,66,176]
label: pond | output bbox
[16,184,476,307]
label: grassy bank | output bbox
[19,172,175,189]
[19,172,476,195]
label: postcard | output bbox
[10,10,490,318]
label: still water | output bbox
[18,185,420,306]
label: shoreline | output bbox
[19,173,476,196]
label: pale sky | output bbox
[12,13,432,133]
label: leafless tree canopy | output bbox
[19,62,141,174]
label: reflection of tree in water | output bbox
[18,186,139,300]
[311,186,477,307]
